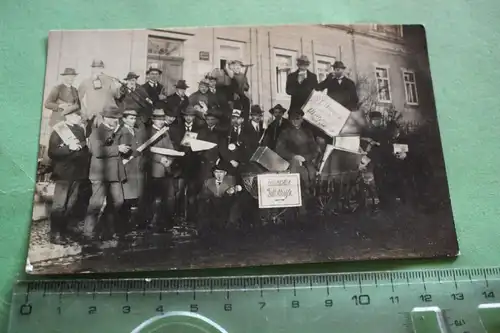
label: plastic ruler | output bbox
[7,267,500,333]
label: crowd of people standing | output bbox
[42,54,411,248]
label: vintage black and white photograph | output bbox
[27,24,458,274]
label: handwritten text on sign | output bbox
[257,173,302,208]
[302,90,351,138]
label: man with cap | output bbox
[142,63,166,104]
[198,159,243,231]
[245,105,265,156]
[316,61,359,111]
[228,60,251,120]
[262,104,291,150]
[166,80,190,118]
[173,105,207,221]
[276,108,321,214]
[78,59,121,132]
[47,104,90,244]
[197,107,225,183]
[189,79,218,114]
[83,105,128,242]
[45,67,81,127]
[116,72,153,125]
[144,106,179,232]
[220,109,250,176]
[286,55,318,110]
[116,109,146,234]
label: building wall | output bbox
[40,25,428,145]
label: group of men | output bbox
[43,54,407,246]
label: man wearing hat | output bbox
[285,55,318,110]
[116,72,152,125]
[47,105,90,244]
[198,160,242,231]
[145,106,179,232]
[166,80,190,118]
[245,105,265,156]
[316,60,359,111]
[263,104,291,150]
[228,60,251,120]
[83,105,129,242]
[45,67,81,127]
[189,79,218,114]
[276,108,321,213]
[142,63,166,104]
[78,59,122,132]
[197,108,225,183]
[219,109,248,175]
[116,109,146,234]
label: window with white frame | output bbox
[274,49,297,97]
[316,55,336,82]
[402,69,418,105]
[375,66,392,102]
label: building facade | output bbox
[40,24,430,145]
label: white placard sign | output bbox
[302,90,351,138]
[393,143,409,154]
[334,136,361,154]
[257,173,302,208]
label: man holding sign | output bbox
[275,108,321,213]
[47,105,90,245]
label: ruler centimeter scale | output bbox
[7,267,500,333]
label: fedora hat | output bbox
[296,55,310,65]
[332,61,346,69]
[205,108,223,119]
[61,104,80,116]
[123,109,138,117]
[91,59,105,68]
[182,105,197,116]
[174,80,189,89]
[369,111,382,119]
[101,105,122,119]
[198,79,210,87]
[212,159,232,173]
[60,68,78,76]
[146,63,162,75]
[124,72,140,81]
[229,60,243,66]
[152,108,166,118]
[288,108,305,119]
[269,104,287,115]
[250,105,264,115]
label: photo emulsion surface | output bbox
[27,24,458,274]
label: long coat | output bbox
[88,123,126,182]
[286,70,318,110]
[316,75,359,111]
[116,85,152,123]
[117,125,146,200]
[48,123,90,181]
[244,120,265,159]
[148,125,177,179]
[172,121,207,179]
[197,125,224,181]
[44,84,80,127]
[142,81,165,104]
[166,93,189,118]
[78,75,120,121]
[262,118,291,150]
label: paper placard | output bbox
[181,132,198,147]
[334,136,361,154]
[393,143,409,154]
[150,147,185,156]
[257,173,302,208]
[52,121,80,146]
[190,139,217,152]
[302,90,351,138]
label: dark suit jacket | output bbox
[316,75,359,110]
[48,124,90,181]
[45,84,80,127]
[117,85,152,122]
[173,121,207,178]
[88,124,126,182]
[263,118,291,150]
[201,176,236,198]
[286,70,318,109]
[166,93,189,118]
[147,126,177,179]
[142,81,165,104]
[244,120,265,158]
